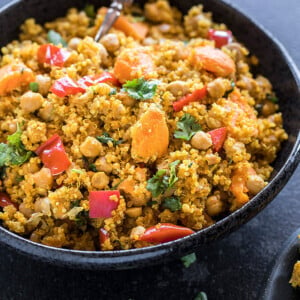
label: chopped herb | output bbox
[122,78,160,100]
[97,133,123,146]
[181,252,197,268]
[133,16,145,22]
[169,160,180,188]
[84,4,96,18]
[71,169,84,174]
[29,82,39,92]
[224,81,235,98]
[162,196,182,212]
[194,292,208,300]
[15,175,25,183]
[89,163,97,172]
[147,200,158,206]
[183,40,189,45]
[71,199,81,208]
[266,93,279,103]
[109,88,117,96]
[75,210,89,227]
[0,124,32,167]
[111,179,125,190]
[47,30,67,47]
[147,161,180,197]
[188,162,193,168]
[174,113,201,141]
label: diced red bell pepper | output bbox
[99,228,109,244]
[139,223,194,244]
[89,190,120,218]
[173,86,207,112]
[50,76,86,97]
[37,44,70,67]
[208,127,227,152]
[36,134,71,175]
[208,29,233,48]
[77,72,120,89]
[0,192,17,208]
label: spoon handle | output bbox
[94,0,133,42]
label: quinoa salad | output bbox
[0,0,287,250]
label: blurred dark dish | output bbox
[0,0,299,270]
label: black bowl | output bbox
[0,0,299,270]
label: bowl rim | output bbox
[0,0,299,270]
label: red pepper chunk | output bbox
[0,192,17,208]
[89,190,120,218]
[36,134,71,175]
[173,86,207,112]
[37,44,70,67]
[50,76,85,97]
[208,127,227,152]
[208,29,233,48]
[99,228,109,245]
[78,72,120,89]
[139,223,194,244]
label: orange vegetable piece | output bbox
[190,46,236,77]
[230,165,256,210]
[98,8,149,41]
[131,105,169,163]
[114,48,156,83]
[0,63,35,95]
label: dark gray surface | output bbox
[0,0,299,299]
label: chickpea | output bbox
[38,101,54,121]
[34,197,51,216]
[246,174,265,195]
[191,131,212,150]
[20,91,43,113]
[207,78,230,99]
[80,136,103,158]
[206,195,224,217]
[95,157,113,174]
[19,203,33,218]
[91,172,109,189]
[32,168,53,189]
[97,43,108,63]
[125,207,142,218]
[167,81,189,97]
[262,102,277,117]
[35,74,51,96]
[68,37,81,50]
[100,33,120,52]
[118,92,136,107]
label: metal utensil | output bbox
[94,0,133,42]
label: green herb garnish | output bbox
[109,88,117,96]
[266,93,279,103]
[89,163,97,172]
[194,292,208,300]
[75,210,89,227]
[29,82,39,92]
[96,133,123,146]
[0,124,32,167]
[174,113,201,141]
[84,4,96,18]
[15,175,25,183]
[147,200,158,206]
[122,78,160,100]
[162,196,182,212]
[146,161,180,197]
[181,252,197,268]
[47,30,67,47]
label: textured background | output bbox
[0,0,299,299]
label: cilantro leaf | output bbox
[0,125,32,167]
[181,252,197,268]
[162,196,182,212]
[96,133,123,146]
[47,30,67,47]
[146,169,169,198]
[29,82,39,92]
[147,161,180,197]
[194,292,208,300]
[122,78,160,100]
[266,93,279,103]
[89,163,97,172]
[174,113,201,141]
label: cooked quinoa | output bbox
[0,0,287,250]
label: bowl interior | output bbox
[0,0,299,270]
